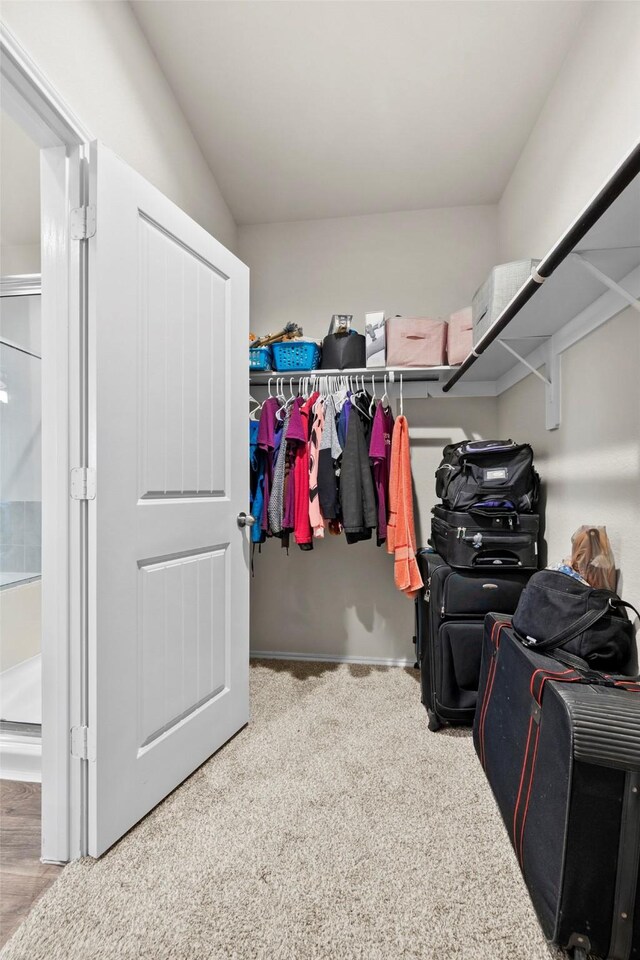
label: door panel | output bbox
[87,143,249,856]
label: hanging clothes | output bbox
[337,393,351,449]
[249,419,266,545]
[257,396,281,537]
[308,397,326,539]
[268,405,293,537]
[294,391,319,549]
[387,415,423,598]
[317,395,342,525]
[340,402,377,544]
[282,397,305,534]
[369,401,394,546]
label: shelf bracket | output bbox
[497,338,560,431]
[572,253,640,314]
[497,339,551,386]
[545,344,561,432]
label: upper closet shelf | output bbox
[443,142,640,396]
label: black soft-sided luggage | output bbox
[415,551,529,731]
[430,504,539,569]
[475,614,640,960]
[435,439,539,513]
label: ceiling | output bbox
[132,0,587,226]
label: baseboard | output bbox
[0,731,42,782]
[250,650,415,668]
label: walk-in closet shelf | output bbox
[250,144,640,426]
[444,142,640,392]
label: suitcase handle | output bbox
[471,553,522,567]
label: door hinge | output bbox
[71,725,94,761]
[70,467,96,500]
[70,205,96,240]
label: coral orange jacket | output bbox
[387,415,423,598]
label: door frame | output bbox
[1,22,92,862]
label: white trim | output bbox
[250,650,415,668]
[1,24,92,863]
[0,274,41,297]
[0,22,91,147]
[40,145,80,862]
[0,732,42,783]
[408,380,498,399]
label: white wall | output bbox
[1,245,40,276]
[1,109,41,275]
[239,205,500,660]
[1,0,237,251]
[497,1,640,649]
[240,204,497,339]
[499,1,640,260]
[498,307,640,614]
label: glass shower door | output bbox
[0,288,42,726]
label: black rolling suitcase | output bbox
[415,550,529,731]
[430,504,539,569]
[475,614,640,960]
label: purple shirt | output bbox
[283,398,305,530]
[369,402,394,542]
[257,397,281,532]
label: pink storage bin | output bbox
[385,317,447,367]
[447,307,473,365]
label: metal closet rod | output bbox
[261,370,404,385]
[442,139,640,393]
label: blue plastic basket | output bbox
[271,341,321,372]
[249,345,272,371]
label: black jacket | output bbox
[340,407,377,544]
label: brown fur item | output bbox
[570,525,617,591]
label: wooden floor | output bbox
[0,780,63,947]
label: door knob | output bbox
[237,512,256,528]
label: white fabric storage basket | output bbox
[472,259,540,345]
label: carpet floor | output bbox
[1,661,563,960]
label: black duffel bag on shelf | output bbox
[435,439,539,513]
[512,568,639,671]
[320,331,366,370]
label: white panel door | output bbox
[86,143,249,856]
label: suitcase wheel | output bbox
[413,661,419,670]
[427,710,442,733]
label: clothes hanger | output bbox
[400,373,404,417]
[249,394,261,420]
[381,374,390,410]
[369,375,377,416]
